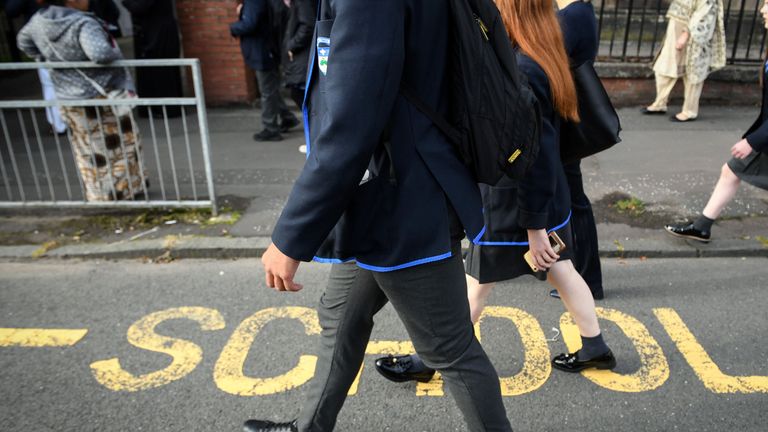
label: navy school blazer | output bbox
[270,0,485,271]
[743,63,768,153]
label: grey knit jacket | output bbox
[17,6,134,100]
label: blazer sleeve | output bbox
[285,0,316,53]
[230,0,265,37]
[745,121,768,153]
[516,59,559,230]
[271,0,406,261]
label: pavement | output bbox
[0,101,767,261]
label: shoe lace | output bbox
[386,354,413,370]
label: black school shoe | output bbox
[552,350,617,373]
[253,129,283,142]
[280,117,300,133]
[374,354,436,383]
[664,222,711,243]
[640,107,667,115]
[243,419,298,432]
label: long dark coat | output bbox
[122,0,183,114]
[282,0,316,87]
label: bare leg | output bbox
[547,260,600,337]
[702,163,742,220]
[466,275,495,324]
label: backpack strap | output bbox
[400,86,461,145]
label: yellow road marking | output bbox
[90,307,225,392]
[654,308,768,393]
[0,328,88,347]
[560,307,669,392]
[483,307,551,396]
[214,307,320,396]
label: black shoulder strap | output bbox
[400,86,461,145]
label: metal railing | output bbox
[0,59,217,214]
[595,0,767,64]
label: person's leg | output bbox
[680,77,705,120]
[647,74,677,112]
[547,260,600,338]
[296,263,389,432]
[277,82,298,126]
[466,275,495,324]
[563,161,604,299]
[374,250,512,432]
[703,163,742,220]
[547,260,615,371]
[665,163,741,242]
[255,69,282,134]
[289,87,305,111]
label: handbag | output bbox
[560,61,621,164]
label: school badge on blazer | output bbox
[317,37,330,75]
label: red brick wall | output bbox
[602,79,760,108]
[176,0,256,105]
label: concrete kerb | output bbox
[3,234,765,261]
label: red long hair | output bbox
[496,0,579,122]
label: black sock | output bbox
[693,215,715,232]
[578,333,609,360]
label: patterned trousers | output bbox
[61,99,148,201]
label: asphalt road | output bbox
[1,257,766,432]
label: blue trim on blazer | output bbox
[356,251,453,272]
[311,251,453,272]
[312,256,356,264]
[474,211,572,246]
[471,225,487,244]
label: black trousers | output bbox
[297,247,512,432]
[563,160,604,298]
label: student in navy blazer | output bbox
[665,0,768,243]
[374,0,617,384]
[250,1,513,431]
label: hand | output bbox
[288,50,294,62]
[675,31,689,50]
[527,229,559,271]
[262,243,303,292]
[731,138,754,159]
[236,3,243,15]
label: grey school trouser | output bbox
[297,246,513,432]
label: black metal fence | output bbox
[595,0,766,64]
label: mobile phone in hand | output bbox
[523,231,566,272]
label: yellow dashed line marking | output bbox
[0,328,88,347]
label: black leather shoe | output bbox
[243,419,298,432]
[280,117,300,133]
[552,350,616,373]
[640,107,666,115]
[253,130,283,142]
[374,354,436,383]
[664,222,711,242]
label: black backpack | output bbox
[402,0,541,185]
